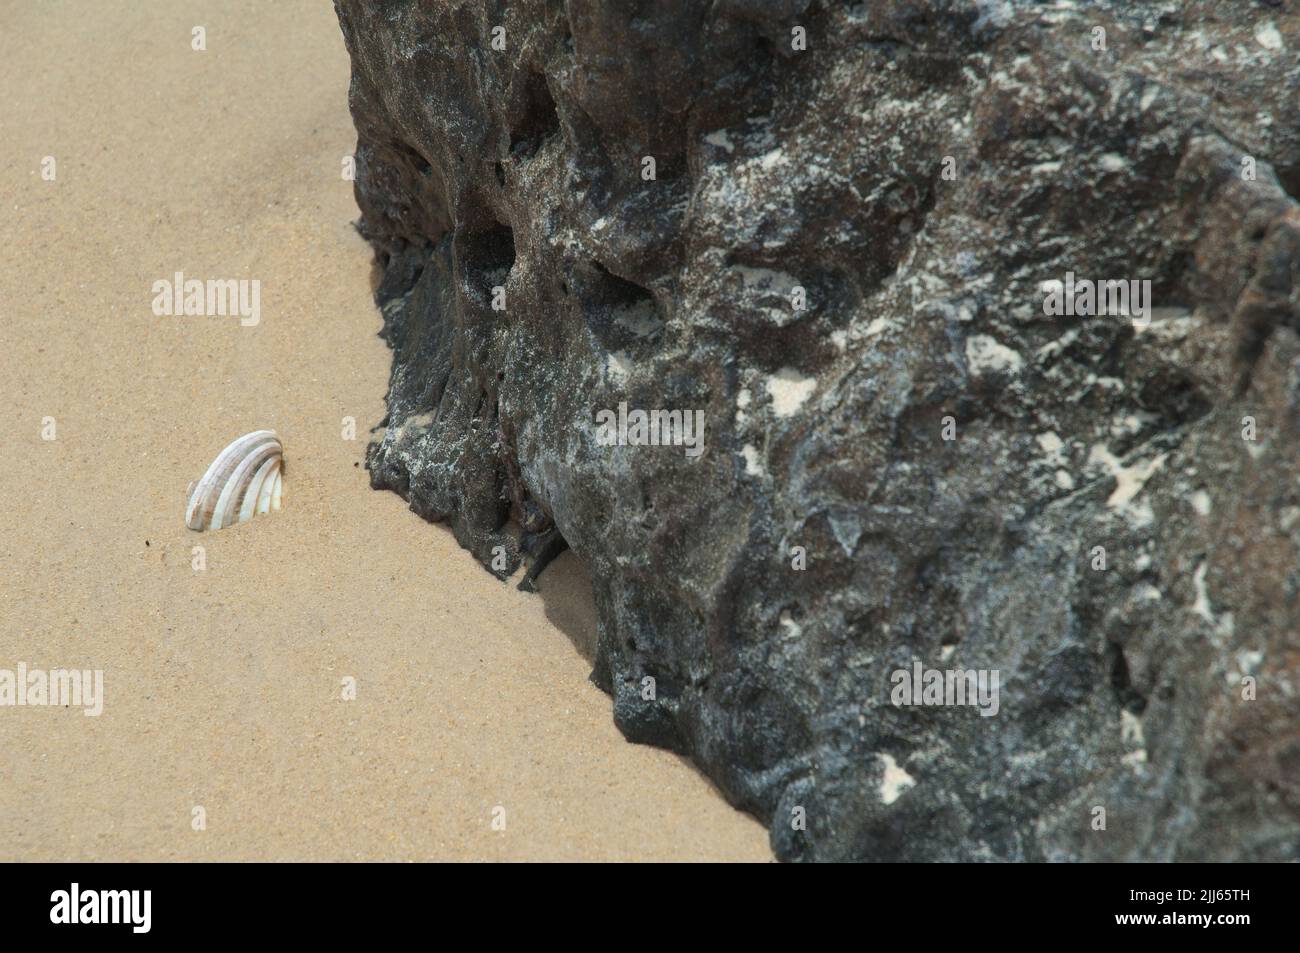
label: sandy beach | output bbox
[0,0,769,861]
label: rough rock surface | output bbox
[335,0,1300,861]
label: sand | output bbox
[0,0,770,861]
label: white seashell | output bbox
[185,430,283,531]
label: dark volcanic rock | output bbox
[335,0,1300,861]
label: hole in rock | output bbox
[1106,642,1147,715]
[1277,161,1299,205]
[592,262,653,307]
[458,222,516,285]
[582,262,662,348]
[509,72,560,160]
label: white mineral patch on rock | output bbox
[1110,413,1153,439]
[828,511,862,556]
[703,129,734,151]
[605,350,632,384]
[735,387,751,426]
[1192,560,1215,624]
[965,334,1024,376]
[757,147,787,171]
[1121,709,1144,746]
[394,411,436,437]
[741,443,765,476]
[1121,710,1148,768]
[1037,431,1065,457]
[1087,444,1166,509]
[1191,562,1236,644]
[1255,22,1283,51]
[877,753,916,805]
[767,368,817,417]
[779,610,801,638]
[1036,327,1079,361]
[1134,582,1162,603]
[1098,152,1128,172]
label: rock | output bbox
[335,0,1300,861]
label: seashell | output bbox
[184,430,283,531]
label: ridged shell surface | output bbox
[185,430,283,531]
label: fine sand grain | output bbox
[0,0,770,861]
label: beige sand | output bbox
[0,0,770,861]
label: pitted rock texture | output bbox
[336,0,1300,861]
